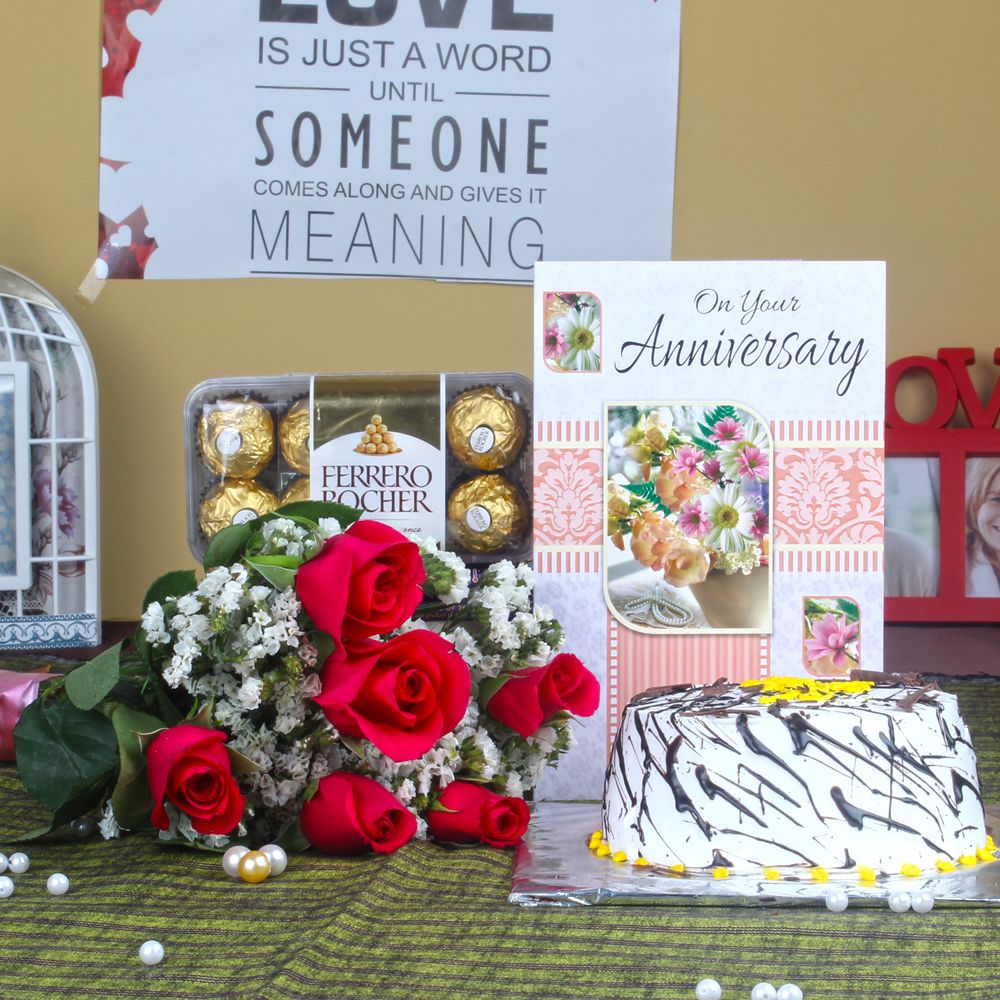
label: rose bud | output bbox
[426,781,530,849]
[300,772,415,855]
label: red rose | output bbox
[538,653,601,719]
[300,772,415,855]
[146,723,245,836]
[426,781,530,848]
[295,520,425,643]
[485,654,600,739]
[315,629,470,762]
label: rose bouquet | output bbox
[13,501,598,855]
[607,404,771,585]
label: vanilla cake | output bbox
[601,677,988,873]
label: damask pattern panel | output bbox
[773,447,884,545]
[533,447,604,548]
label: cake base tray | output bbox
[508,802,1000,907]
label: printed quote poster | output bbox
[97,1,681,282]
[532,261,886,799]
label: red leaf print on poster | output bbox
[103,0,164,98]
[97,206,158,279]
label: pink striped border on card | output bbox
[534,418,602,447]
[770,418,884,445]
[607,616,771,745]
[535,548,602,574]
[773,548,884,573]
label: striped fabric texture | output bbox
[0,676,997,1000]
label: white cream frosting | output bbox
[602,681,986,873]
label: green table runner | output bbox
[1,677,997,1000]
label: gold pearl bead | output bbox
[238,850,272,884]
[371,414,383,424]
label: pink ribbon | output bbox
[0,670,56,760]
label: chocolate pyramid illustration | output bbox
[354,413,401,455]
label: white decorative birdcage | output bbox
[0,266,99,649]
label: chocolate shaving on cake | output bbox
[896,682,941,712]
[766,699,790,715]
[698,677,730,699]
[850,669,925,687]
[635,683,693,701]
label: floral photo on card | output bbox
[542,291,602,373]
[604,402,771,633]
[802,596,860,676]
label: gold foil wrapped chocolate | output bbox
[447,474,528,552]
[279,399,311,474]
[353,413,401,455]
[198,479,278,539]
[198,398,275,478]
[281,476,310,504]
[446,387,526,471]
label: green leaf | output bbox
[14,782,112,841]
[64,641,123,711]
[339,735,366,760]
[622,481,671,515]
[14,698,119,816]
[245,556,297,591]
[275,817,310,854]
[478,674,513,707]
[313,630,335,664]
[270,500,363,528]
[110,704,165,831]
[143,570,198,611]
[226,744,265,777]
[429,800,459,813]
[203,521,258,570]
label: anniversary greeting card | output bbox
[532,261,886,799]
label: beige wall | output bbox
[3,1,999,618]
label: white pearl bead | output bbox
[0,853,7,874]
[46,873,70,896]
[776,986,803,1000]
[888,891,911,913]
[825,888,849,912]
[910,890,935,914]
[694,978,722,1000]
[751,985,777,1000]
[139,940,165,966]
[0,876,13,898]
[222,845,250,878]
[8,853,29,874]
[259,844,288,877]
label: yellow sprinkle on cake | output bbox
[742,676,874,704]
[611,850,628,863]
[595,843,612,858]
[857,866,877,883]
[958,854,977,866]
[900,863,921,878]
[935,859,956,873]
[669,863,685,874]
[810,866,829,883]
[976,847,994,863]
[634,857,650,867]
[712,867,730,880]
[762,868,781,881]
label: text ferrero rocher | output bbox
[446,387,526,471]
[197,398,275,478]
[447,474,528,552]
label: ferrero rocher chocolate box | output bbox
[185,373,532,564]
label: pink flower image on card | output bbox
[542,292,602,373]
[802,596,860,676]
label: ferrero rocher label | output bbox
[446,387,526,471]
[198,398,274,478]
[447,474,528,552]
[198,479,279,539]
[281,475,310,504]
[312,375,445,542]
[279,399,311,474]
